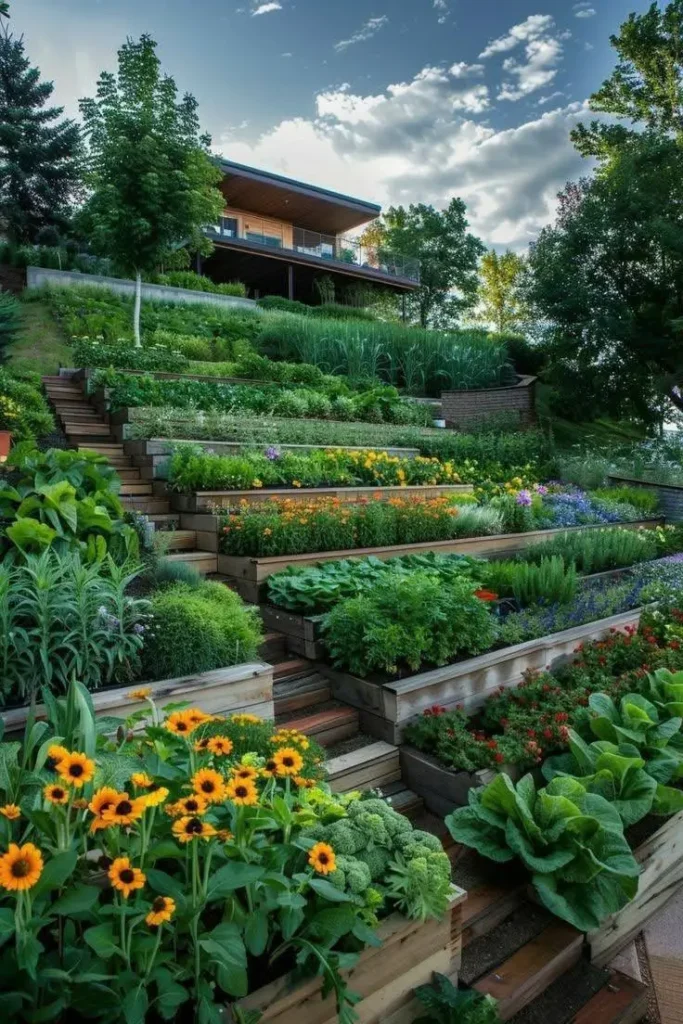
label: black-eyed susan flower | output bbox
[88,786,119,832]
[168,794,207,817]
[56,751,95,788]
[146,895,176,927]
[261,758,279,778]
[231,765,258,783]
[217,829,233,842]
[127,688,152,701]
[191,768,226,804]
[272,747,304,777]
[130,772,154,789]
[194,737,211,753]
[230,713,260,726]
[225,779,258,806]
[0,843,43,891]
[165,711,196,736]
[44,784,69,805]
[0,804,21,820]
[102,793,147,827]
[108,857,146,898]
[171,816,217,843]
[143,786,169,809]
[308,842,336,875]
[207,736,233,757]
[293,776,315,789]
[186,708,212,727]
[46,744,69,771]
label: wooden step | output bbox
[118,483,153,496]
[273,659,314,683]
[326,741,400,792]
[278,706,359,747]
[44,386,84,398]
[66,424,114,437]
[570,971,648,1024]
[115,470,140,482]
[144,513,179,528]
[121,497,172,514]
[42,375,78,384]
[79,444,124,454]
[260,631,289,664]
[53,405,100,415]
[163,551,218,575]
[273,672,331,716]
[156,529,197,552]
[380,781,424,818]
[473,922,583,1020]
[462,882,526,948]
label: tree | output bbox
[477,250,527,333]
[0,10,81,243]
[572,0,683,159]
[79,35,224,345]
[361,200,485,328]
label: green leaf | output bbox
[51,883,101,916]
[33,849,78,900]
[122,985,148,1024]
[244,910,269,956]
[446,807,515,863]
[308,878,354,902]
[84,922,119,960]
[199,922,247,997]
[205,862,265,901]
[152,968,189,1021]
[653,783,683,817]
[0,906,14,945]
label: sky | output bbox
[14,0,650,250]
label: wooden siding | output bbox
[224,206,294,248]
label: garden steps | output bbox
[325,740,402,792]
[272,658,315,683]
[156,529,197,551]
[568,971,648,1024]
[277,704,360,747]
[118,482,153,496]
[163,550,218,574]
[259,631,289,664]
[272,672,331,716]
[120,496,173,515]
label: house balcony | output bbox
[204,216,420,288]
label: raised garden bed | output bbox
[170,482,473,512]
[319,607,645,744]
[399,746,521,817]
[609,472,683,522]
[234,887,466,1024]
[0,662,274,738]
[213,519,663,603]
[442,375,537,430]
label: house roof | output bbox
[217,159,381,234]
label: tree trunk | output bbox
[133,270,142,348]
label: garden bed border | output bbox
[608,473,683,523]
[169,482,474,513]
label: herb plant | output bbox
[413,974,501,1024]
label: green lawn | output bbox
[535,383,647,450]
[7,297,71,376]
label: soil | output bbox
[508,959,610,1024]
[460,902,553,986]
[325,732,376,759]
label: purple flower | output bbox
[516,489,533,507]
[133,623,146,635]
[535,484,548,496]
[265,446,280,461]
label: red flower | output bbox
[423,704,447,717]
[474,589,499,602]
[554,712,569,723]
[543,728,553,740]
[494,752,505,763]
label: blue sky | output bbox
[15,0,649,249]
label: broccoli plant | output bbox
[413,974,500,1024]
[305,797,453,921]
[446,773,640,932]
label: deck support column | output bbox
[195,252,203,274]
[287,264,294,300]
[401,293,406,322]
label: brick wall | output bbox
[441,375,537,429]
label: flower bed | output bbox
[609,472,683,522]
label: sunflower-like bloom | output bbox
[56,751,95,788]
[46,744,70,770]
[167,794,208,818]
[171,816,217,843]
[186,708,213,727]
[44,784,69,805]
[231,765,258,783]
[146,895,176,927]
[225,778,259,806]
[108,857,146,898]
[0,804,21,820]
[308,842,336,875]
[207,736,233,757]
[272,747,304,777]
[143,787,169,809]
[88,786,119,832]
[293,776,315,789]
[191,768,226,803]
[230,713,260,725]
[101,793,147,827]
[130,772,154,789]
[165,711,197,736]
[127,688,152,701]
[194,737,211,753]
[0,843,44,891]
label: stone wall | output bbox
[26,266,256,311]
[441,375,537,429]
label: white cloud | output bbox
[217,64,593,250]
[334,15,389,52]
[575,7,596,17]
[449,62,485,78]
[433,0,449,24]
[251,2,282,14]
[499,35,564,101]
[537,90,565,105]
[479,15,555,58]
[281,51,292,57]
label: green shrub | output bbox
[521,526,659,574]
[256,295,311,315]
[152,270,246,297]
[591,486,659,515]
[308,303,376,322]
[320,573,497,677]
[481,556,577,606]
[152,557,203,589]
[0,368,54,440]
[492,332,546,377]
[141,579,263,679]
[152,329,214,361]
[72,337,189,373]
[0,291,21,362]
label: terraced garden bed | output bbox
[170,482,473,512]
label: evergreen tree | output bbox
[0,11,81,242]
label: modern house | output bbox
[200,159,420,305]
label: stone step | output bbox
[326,740,401,792]
[278,705,359,747]
[121,497,172,515]
[163,551,218,575]
[473,922,584,1021]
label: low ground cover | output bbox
[0,682,451,1020]
[0,368,55,442]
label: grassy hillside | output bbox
[7,297,71,376]
[535,383,647,450]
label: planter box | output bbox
[234,888,466,1024]
[587,808,683,966]
[441,375,537,430]
[399,746,521,817]
[0,662,274,738]
[320,608,645,744]
[214,519,662,603]
[170,483,473,513]
[260,605,324,660]
[608,473,683,523]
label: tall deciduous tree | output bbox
[361,200,485,328]
[477,250,527,333]
[0,8,81,243]
[79,35,224,345]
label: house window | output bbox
[220,217,238,238]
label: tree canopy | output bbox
[361,200,485,328]
[476,250,527,333]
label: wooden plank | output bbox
[273,674,331,716]
[462,884,526,948]
[473,922,583,1021]
[570,971,649,1024]
[326,741,400,792]
[588,808,683,966]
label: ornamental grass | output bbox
[0,681,453,1022]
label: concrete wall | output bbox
[441,375,537,429]
[26,266,257,311]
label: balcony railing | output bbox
[205,217,420,284]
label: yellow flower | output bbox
[194,737,211,753]
[130,772,154,789]
[143,787,169,808]
[272,747,304,777]
[231,765,258,783]
[293,776,315,789]
[0,803,21,820]
[43,784,69,806]
[171,816,217,843]
[47,744,70,769]
[292,480,302,488]
[146,895,176,927]
[88,786,119,831]
[102,793,147,827]
[128,688,152,701]
[225,779,259,806]
[165,711,197,736]
[217,829,234,842]
[191,768,226,803]
[230,713,260,726]
[207,736,234,757]
[186,708,213,727]
[253,478,263,488]
[308,842,336,875]
[108,857,146,898]
[168,794,208,818]
[57,752,95,788]
[0,843,43,891]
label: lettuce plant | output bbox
[577,692,683,782]
[649,668,683,717]
[446,772,640,931]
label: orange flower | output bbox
[172,816,217,843]
[0,804,21,820]
[146,895,175,926]
[168,794,208,817]
[272,747,304,777]
[191,768,226,803]
[207,736,233,757]
[225,778,259,806]
[308,842,336,875]
[109,857,145,898]
[231,765,258,782]
[57,752,95,788]
[130,772,154,789]
[102,793,147,827]
[165,711,197,736]
[143,787,169,809]
[44,784,69,805]
[0,843,43,891]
